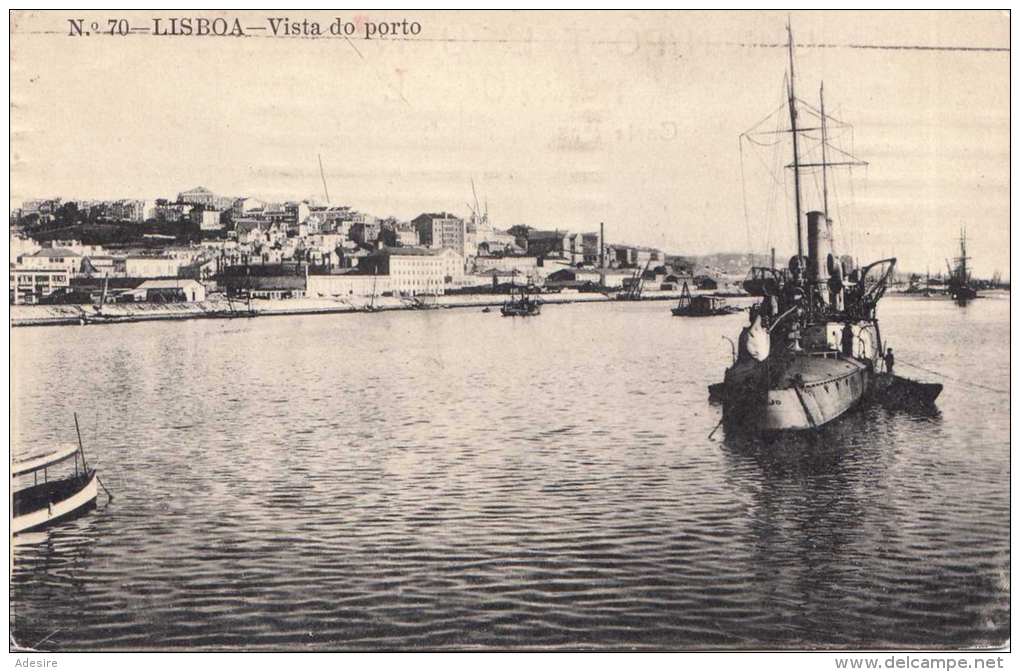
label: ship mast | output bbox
[786,21,804,261]
[960,228,969,283]
[820,82,829,217]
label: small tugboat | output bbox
[13,414,100,534]
[501,284,542,317]
[716,22,903,434]
[672,282,743,317]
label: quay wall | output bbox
[10,290,746,327]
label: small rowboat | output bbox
[13,415,101,535]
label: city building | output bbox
[79,255,120,278]
[525,230,570,258]
[231,197,265,220]
[10,235,40,263]
[413,213,467,257]
[545,267,634,289]
[18,248,81,277]
[306,271,391,298]
[129,279,207,303]
[359,247,463,296]
[582,232,601,265]
[10,267,71,304]
[309,206,354,234]
[351,221,382,246]
[20,198,61,216]
[109,199,155,222]
[177,186,218,207]
[122,255,187,278]
[192,209,224,232]
[155,200,194,223]
[473,255,539,277]
[606,244,665,269]
[395,222,419,247]
[284,202,311,227]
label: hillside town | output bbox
[9,186,750,306]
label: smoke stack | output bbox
[806,211,828,282]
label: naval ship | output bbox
[717,24,896,433]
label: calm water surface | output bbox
[10,295,1010,650]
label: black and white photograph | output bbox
[7,9,1011,660]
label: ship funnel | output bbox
[806,211,829,282]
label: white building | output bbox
[130,279,207,302]
[360,247,464,296]
[193,209,223,231]
[123,256,186,278]
[10,267,70,304]
[18,248,81,276]
[10,235,41,263]
[306,273,392,298]
[231,197,265,219]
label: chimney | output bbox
[806,211,828,282]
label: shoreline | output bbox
[14,289,1003,328]
[10,290,729,328]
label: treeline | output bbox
[15,207,202,247]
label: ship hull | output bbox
[722,354,871,432]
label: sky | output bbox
[9,10,1010,278]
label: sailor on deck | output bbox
[841,323,854,357]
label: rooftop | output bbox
[136,279,203,289]
[414,212,460,221]
[31,248,80,258]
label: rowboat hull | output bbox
[13,471,98,534]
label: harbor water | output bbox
[10,295,1010,650]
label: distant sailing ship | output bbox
[947,228,978,301]
[717,23,897,433]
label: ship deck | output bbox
[774,351,868,390]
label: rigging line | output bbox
[795,98,852,127]
[763,116,781,255]
[739,136,754,256]
[748,138,787,192]
[781,148,793,257]
[897,359,1009,395]
[830,160,843,252]
[763,72,791,256]
[742,133,785,148]
[823,142,867,163]
[828,175,840,250]
[849,166,859,258]
[742,101,789,137]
